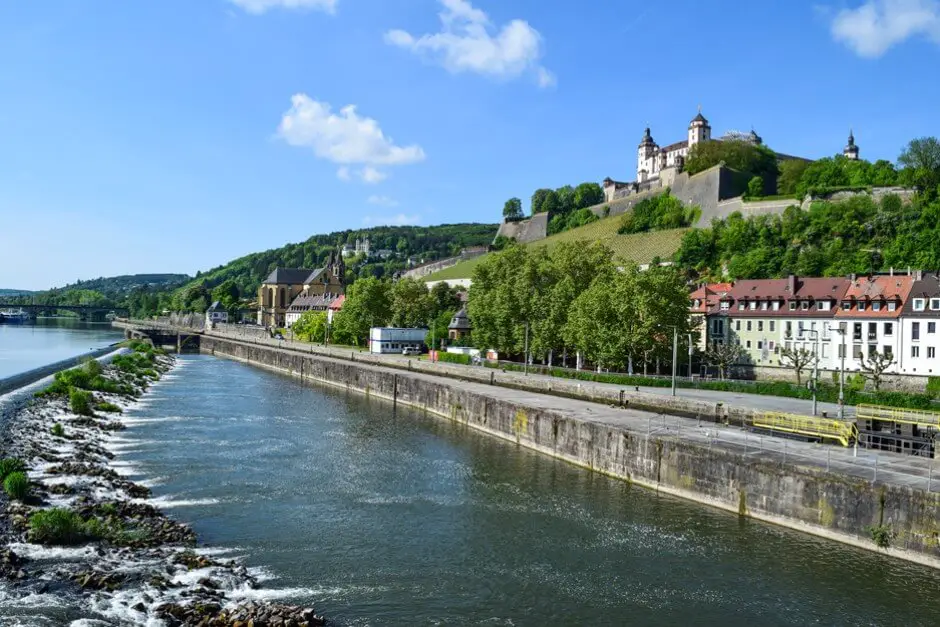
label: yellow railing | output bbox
[856,404,940,429]
[752,412,858,447]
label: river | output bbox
[84,354,939,626]
[0,319,123,380]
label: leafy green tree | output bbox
[555,185,576,214]
[389,278,434,328]
[211,279,240,312]
[619,193,696,234]
[531,188,553,215]
[777,159,810,195]
[684,140,778,182]
[747,176,764,198]
[332,277,391,346]
[899,137,940,195]
[502,197,524,221]
[573,182,604,209]
[293,311,328,342]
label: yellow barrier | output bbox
[752,412,858,447]
[856,404,940,429]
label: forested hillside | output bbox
[52,274,190,295]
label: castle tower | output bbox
[844,129,859,160]
[688,106,711,148]
[330,247,346,287]
[637,127,658,182]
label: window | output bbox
[823,322,831,339]
[720,301,729,311]
[712,319,724,335]
[868,322,877,340]
[818,301,831,311]
[749,301,757,310]
[770,321,776,332]
[888,301,896,312]
[746,340,752,349]
[930,322,937,334]
[913,322,921,341]
[884,346,892,357]
[930,347,937,359]
[761,301,769,310]
[736,320,741,331]
[694,299,701,308]
[868,344,877,357]
[758,321,764,332]
[853,323,862,341]
[789,301,797,311]
[914,298,926,311]
[853,345,863,359]
[913,346,921,358]
[842,301,851,311]
[884,322,893,336]
[822,345,829,358]
[747,321,753,332]
[738,302,745,311]
[786,321,793,336]
[872,301,881,312]
[785,341,792,351]
[838,344,846,359]
[772,301,780,311]
[858,301,867,311]
[801,301,809,311]
[757,341,763,350]
[932,298,940,310]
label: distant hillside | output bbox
[174,223,498,301]
[0,289,34,297]
[52,274,190,296]
[425,215,687,282]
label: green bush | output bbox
[928,377,940,398]
[436,352,472,365]
[28,508,91,545]
[95,401,123,413]
[50,423,66,438]
[3,471,29,501]
[82,357,103,378]
[0,458,26,482]
[69,388,94,416]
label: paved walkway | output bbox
[205,330,937,495]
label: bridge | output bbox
[112,319,202,353]
[0,303,129,322]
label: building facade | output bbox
[257,250,345,328]
[899,272,940,375]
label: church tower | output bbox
[688,107,711,148]
[637,127,658,182]
[843,130,859,160]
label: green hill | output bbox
[0,289,34,297]
[425,214,688,282]
[52,274,190,295]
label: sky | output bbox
[1,0,939,290]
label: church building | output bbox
[256,250,345,328]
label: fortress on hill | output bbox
[497,108,873,245]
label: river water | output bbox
[0,319,123,379]
[94,354,940,626]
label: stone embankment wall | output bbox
[493,212,549,244]
[201,335,940,569]
[401,248,490,280]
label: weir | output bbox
[198,334,940,570]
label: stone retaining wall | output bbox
[201,335,940,569]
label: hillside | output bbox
[173,223,498,304]
[424,214,688,282]
[0,289,34,297]
[53,274,190,295]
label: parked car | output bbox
[402,346,421,356]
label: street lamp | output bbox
[836,323,847,420]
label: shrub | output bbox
[82,357,103,378]
[28,508,91,545]
[436,352,472,365]
[96,402,123,413]
[0,458,26,482]
[928,376,940,398]
[3,471,29,501]
[69,388,94,416]
[867,524,893,549]
[50,423,66,438]
[747,175,764,198]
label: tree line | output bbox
[502,182,606,236]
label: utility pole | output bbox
[687,332,693,379]
[671,327,678,396]
[524,321,530,376]
[807,329,820,416]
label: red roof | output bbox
[835,275,913,318]
[690,283,733,314]
[328,295,346,310]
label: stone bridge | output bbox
[112,319,202,353]
[0,304,129,322]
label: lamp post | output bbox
[523,321,530,376]
[837,323,847,419]
[671,327,678,396]
[687,333,694,380]
[804,328,821,416]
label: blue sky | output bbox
[1,0,938,290]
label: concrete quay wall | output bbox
[201,335,940,569]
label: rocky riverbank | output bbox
[0,342,327,626]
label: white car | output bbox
[402,346,421,356]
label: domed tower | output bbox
[688,106,711,147]
[844,130,859,160]
[637,126,658,182]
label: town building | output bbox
[205,301,228,327]
[369,327,427,354]
[831,273,912,373]
[899,272,940,375]
[257,250,345,328]
[447,306,472,341]
[689,282,732,351]
[327,294,345,325]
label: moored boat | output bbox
[0,309,31,324]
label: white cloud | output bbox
[362,213,422,226]
[385,0,554,87]
[360,166,387,184]
[228,0,337,14]
[277,94,425,184]
[830,0,940,57]
[367,195,400,207]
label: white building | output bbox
[369,327,428,354]
[205,301,228,327]
[637,109,714,183]
[898,272,940,375]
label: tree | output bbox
[331,277,391,346]
[747,176,764,198]
[684,139,778,182]
[779,346,818,386]
[705,342,745,379]
[502,197,524,221]
[389,278,434,328]
[573,182,604,209]
[777,159,810,195]
[531,188,553,215]
[859,350,896,391]
[898,137,940,195]
[292,310,328,342]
